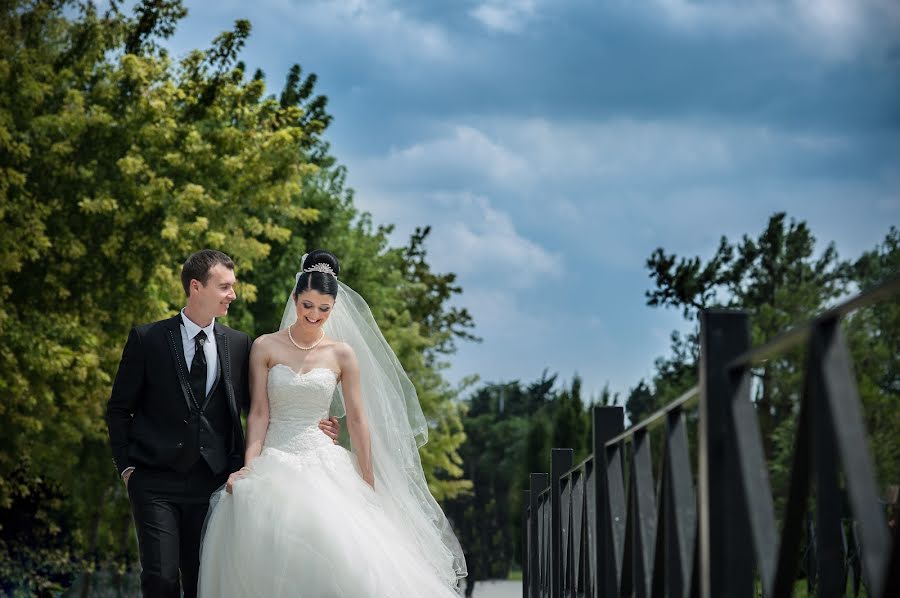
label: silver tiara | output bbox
[303,263,338,278]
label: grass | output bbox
[507,569,523,581]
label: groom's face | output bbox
[192,263,237,318]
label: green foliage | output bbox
[0,460,79,595]
[638,213,898,510]
[626,380,654,424]
[638,213,848,427]
[845,227,900,489]
[449,372,602,582]
[402,226,480,361]
[553,376,589,461]
[0,0,473,589]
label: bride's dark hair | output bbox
[294,250,340,299]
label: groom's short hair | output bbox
[181,249,235,296]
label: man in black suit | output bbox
[106,250,338,597]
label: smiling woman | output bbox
[197,250,468,597]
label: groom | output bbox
[106,249,339,598]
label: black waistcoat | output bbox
[177,367,230,475]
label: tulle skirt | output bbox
[198,442,461,598]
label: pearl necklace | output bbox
[288,325,325,351]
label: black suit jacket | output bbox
[106,315,251,476]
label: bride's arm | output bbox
[243,338,271,465]
[338,344,374,488]
[226,337,270,494]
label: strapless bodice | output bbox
[263,365,338,456]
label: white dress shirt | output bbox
[180,309,218,397]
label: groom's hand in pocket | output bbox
[121,467,135,488]
[319,417,341,444]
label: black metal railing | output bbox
[523,275,900,598]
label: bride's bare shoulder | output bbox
[251,331,285,353]
[328,341,357,363]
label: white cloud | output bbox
[468,117,854,192]
[470,0,538,33]
[344,126,564,287]
[790,0,877,53]
[354,124,531,189]
[392,126,530,183]
[353,117,853,200]
[351,187,562,288]
[348,115,867,271]
[427,191,563,286]
[261,0,455,65]
[458,287,535,334]
[493,118,736,180]
[648,0,900,60]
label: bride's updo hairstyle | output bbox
[294,249,340,300]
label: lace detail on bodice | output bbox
[263,365,338,457]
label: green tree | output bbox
[402,226,480,361]
[449,372,598,594]
[450,382,527,596]
[643,213,848,454]
[553,375,589,462]
[2,3,318,589]
[0,1,474,590]
[626,379,654,425]
[641,213,897,512]
[846,227,900,489]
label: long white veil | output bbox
[279,257,467,588]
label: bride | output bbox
[198,250,466,597]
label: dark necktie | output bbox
[190,330,207,404]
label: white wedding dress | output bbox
[198,365,461,598]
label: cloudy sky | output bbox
[169,0,899,401]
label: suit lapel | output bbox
[165,315,199,412]
[214,325,239,422]
[199,355,222,408]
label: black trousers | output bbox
[128,460,227,598]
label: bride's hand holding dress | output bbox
[224,341,270,494]
[224,334,342,495]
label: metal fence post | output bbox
[813,317,891,597]
[529,473,549,598]
[592,406,623,598]
[551,448,574,598]
[523,489,530,598]
[698,309,754,598]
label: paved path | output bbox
[465,579,520,598]
[63,573,523,597]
